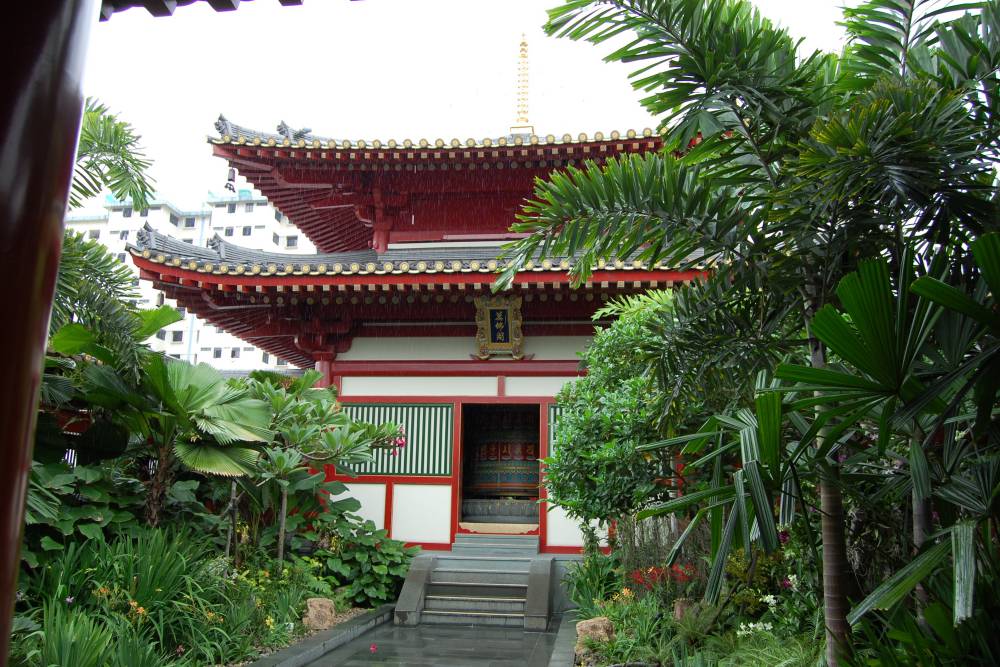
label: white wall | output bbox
[545,505,584,547]
[523,336,592,360]
[546,504,608,548]
[338,335,592,362]
[342,482,386,530]
[339,337,477,361]
[505,376,576,397]
[391,484,452,543]
[340,375,497,397]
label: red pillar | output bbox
[315,357,334,388]
[0,1,98,660]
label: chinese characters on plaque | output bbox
[474,296,524,359]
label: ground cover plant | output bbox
[529,1,1000,663]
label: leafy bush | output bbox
[315,516,417,606]
[21,461,143,568]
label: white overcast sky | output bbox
[81,0,850,210]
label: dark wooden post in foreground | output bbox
[0,1,97,661]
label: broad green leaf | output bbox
[77,523,103,541]
[910,439,931,502]
[49,323,96,355]
[848,539,950,624]
[754,391,782,475]
[173,442,259,477]
[135,305,183,340]
[40,536,63,551]
[952,521,976,624]
[636,486,735,519]
[704,506,738,606]
[744,461,778,553]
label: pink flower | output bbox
[390,449,397,456]
[778,530,790,545]
[370,644,378,654]
[781,578,792,589]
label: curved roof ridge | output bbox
[211,114,660,151]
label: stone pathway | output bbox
[304,623,558,666]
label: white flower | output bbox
[788,574,800,592]
[760,594,778,607]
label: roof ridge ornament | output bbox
[277,120,312,142]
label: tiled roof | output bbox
[101,0,305,21]
[212,114,660,152]
[131,225,678,277]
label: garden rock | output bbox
[302,597,337,630]
[575,616,615,661]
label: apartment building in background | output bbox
[64,189,316,371]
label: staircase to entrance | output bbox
[394,534,554,631]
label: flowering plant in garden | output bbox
[628,562,701,601]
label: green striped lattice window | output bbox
[344,403,453,476]
[548,404,564,455]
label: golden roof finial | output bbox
[511,33,534,136]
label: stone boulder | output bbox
[302,597,337,631]
[575,616,615,661]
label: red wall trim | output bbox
[542,545,585,555]
[384,481,394,536]
[340,394,559,404]
[406,542,453,551]
[329,474,451,485]
[450,401,463,546]
[332,360,582,377]
[539,402,550,553]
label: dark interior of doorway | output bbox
[461,404,540,525]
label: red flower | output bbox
[370,643,378,654]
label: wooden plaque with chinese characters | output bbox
[474,296,524,360]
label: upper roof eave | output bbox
[210,114,663,153]
[129,226,700,279]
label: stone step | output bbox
[453,534,539,546]
[433,555,533,571]
[430,567,529,585]
[426,581,528,599]
[451,542,538,558]
[420,609,525,627]
[424,595,526,613]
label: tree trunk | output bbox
[277,486,288,566]
[224,480,237,561]
[145,445,173,527]
[820,464,850,664]
[807,316,850,665]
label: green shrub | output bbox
[564,550,621,619]
[317,517,417,606]
[39,603,112,667]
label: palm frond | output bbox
[172,442,259,477]
[841,0,985,86]
[69,98,154,209]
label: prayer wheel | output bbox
[465,412,539,499]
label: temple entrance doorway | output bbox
[459,404,540,532]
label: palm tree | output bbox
[83,357,273,526]
[501,1,1000,661]
[69,98,153,210]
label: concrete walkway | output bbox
[303,623,558,666]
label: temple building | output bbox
[129,116,698,553]
[129,42,698,554]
